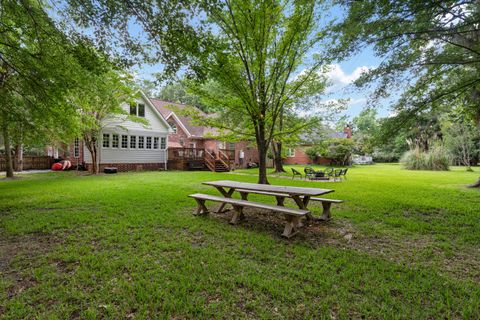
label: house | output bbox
[149,99,259,171]
[283,125,353,166]
[60,92,172,172]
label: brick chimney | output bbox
[343,125,352,138]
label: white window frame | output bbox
[74,138,80,158]
[153,137,159,149]
[170,123,177,134]
[121,135,128,149]
[130,135,136,149]
[286,148,295,157]
[102,133,110,148]
[112,134,119,148]
[146,136,152,149]
[160,137,166,150]
[138,136,145,149]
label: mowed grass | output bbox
[0,164,479,319]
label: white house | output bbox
[82,91,172,172]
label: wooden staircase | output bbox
[204,150,230,172]
[213,159,230,172]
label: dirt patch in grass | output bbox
[0,233,62,298]
[209,208,480,282]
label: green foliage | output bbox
[307,138,354,165]
[401,145,450,171]
[332,0,480,131]
[442,118,479,168]
[352,108,379,155]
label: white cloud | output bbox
[325,64,371,91]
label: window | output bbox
[179,138,184,146]
[170,122,177,133]
[160,137,166,149]
[121,135,128,149]
[286,148,295,157]
[130,103,145,117]
[153,137,159,149]
[102,133,110,148]
[74,138,80,158]
[138,136,144,149]
[130,136,136,149]
[138,104,145,117]
[112,134,119,148]
[146,136,152,149]
[130,104,136,116]
[228,142,235,150]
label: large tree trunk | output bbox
[14,144,23,172]
[1,121,14,178]
[256,122,269,184]
[84,134,99,174]
[272,141,286,173]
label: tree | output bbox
[0,1,88,178]
[64,0,332,184]
[352,108,379,155]
[442,116,479,170]
[331,0,480,184]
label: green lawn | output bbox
[0,164,479,319]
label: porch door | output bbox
[188,142,196,158]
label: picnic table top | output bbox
[202,180,333,197]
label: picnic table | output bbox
[203,180,334,218]
[190,180,342,238]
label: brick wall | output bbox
[234,141,259,168]
[283,145,332,166]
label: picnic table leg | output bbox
[275,196,285,206]
[215,187,235,213]
[291,195,314,220]
[229,205,245,224]
[193,199,209,216]
[282,215,301,238]
[319,201,332,221]
[239,191,249,200]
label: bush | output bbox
[400,145,450,171]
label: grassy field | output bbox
[0,164,479,319]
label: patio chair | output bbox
[304,167,317,180]
[324,167,334,176]
[291,168,302,179]
[339,168,348,180]
[331,169,343,182]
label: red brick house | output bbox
[283,126,353,166]
[150,99,259,171]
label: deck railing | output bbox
[168,148,205,160]
[219,149,235,160]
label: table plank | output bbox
[202,180,333,196]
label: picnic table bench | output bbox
[189,193,309,238]
[188,180,344,238]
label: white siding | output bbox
[83,94,170,165]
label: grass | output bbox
[0,164,479,318]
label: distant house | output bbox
[59,92,172,172]
[283,126,353,166]
[150,99,259,171]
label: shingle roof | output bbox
[148,98,218,138]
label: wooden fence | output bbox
[0,156,54,171]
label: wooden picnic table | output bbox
[202,180,334,218]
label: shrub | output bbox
[400,145,450,171]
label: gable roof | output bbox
[138,91,173,132]
[148,98,218,138]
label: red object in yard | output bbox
[52,162,63,171]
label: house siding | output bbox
[83,94,170,171]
